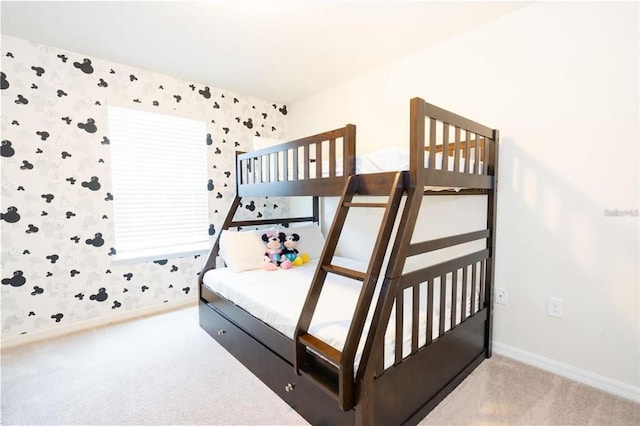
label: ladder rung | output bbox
[343,202,387,208]
[298,333,342,365]
[322,264,366,281]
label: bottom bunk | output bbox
[199,244,490,425]
[199,297,487,425]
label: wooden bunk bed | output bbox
[198,97,499,425]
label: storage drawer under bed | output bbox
[199,300,355,426]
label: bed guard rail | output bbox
[237,125,356,197]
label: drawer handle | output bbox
[285,383,294,392]
[217,329,226,336]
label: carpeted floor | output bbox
[2,306,639,425]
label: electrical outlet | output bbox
[495,287,507,305]
[548,297,564,318]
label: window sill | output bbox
[111,242,211,265]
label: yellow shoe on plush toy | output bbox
[293,257,303,267]
[300,253,310,264]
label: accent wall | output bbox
[1,35,289,345]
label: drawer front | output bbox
[200,302,354,426]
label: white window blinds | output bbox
[108,105,209,262]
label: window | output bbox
[108,105,209,262]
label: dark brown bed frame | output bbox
[198,97,499,425]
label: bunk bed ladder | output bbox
[294,171,407,412]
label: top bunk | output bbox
[235,97,498,197]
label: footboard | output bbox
[237,125,356,197]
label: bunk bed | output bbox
[198,97,499,425]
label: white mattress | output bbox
[256,147,483,189]
[351,147,483,175]
[203,256,479,372]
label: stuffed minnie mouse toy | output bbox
[262,231,292,271]
[282,232,310,267]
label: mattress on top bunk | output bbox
[350,147,483,175]
[202,255,479,371]
[259,147,483,189]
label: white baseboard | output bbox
[1,299,197,350]
[493,341,640,403]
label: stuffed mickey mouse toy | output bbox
[262,231,292,271]
[282,232,310,266]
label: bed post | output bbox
[484,129,499,357]
[409,97,425,186]
[343,124,356,177]
[312,196,320,224]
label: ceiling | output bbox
[1,1,529,104]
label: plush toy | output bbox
[261,231,292,271]
[281,232,310,267]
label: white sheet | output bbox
[352,147,483,175]
[254,147,484,189]
[203,256,480,372]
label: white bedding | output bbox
[203,256,479,371]
[350,147,483,175]
[254,147,483,190]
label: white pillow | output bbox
[219,229,265,272]
[286,224,326,260]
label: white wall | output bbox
[287,2,640,392]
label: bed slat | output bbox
[480,260,486,306]
[471,262,478,314]
[461,266,468,321]
[303,145,310,180]
[316,143,322,178]
[454,126,461,173]
[292,148,298,181]
[266,153,271,182]
[439,275,446,337]
[428,118,437,169]
[412,284,419,354]
[395,296,403,365]
[329,138,336,177]
[426,280,434,345]
[451,269,458,330]
[464,130,471,174]
[474,137,481,174]
[283,149,289,181]
[442,124,449,172]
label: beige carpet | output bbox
[1,306,638,425]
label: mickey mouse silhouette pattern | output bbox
[81,176,101,191]
[2,271,26,287]
[77,118,97,133]
[1,72,9,89]
[1,140,15,157]
[31,66,45,77]
[0,37,288,338]
[85,233,104,247]
[73,58,94,74]
[1,206,21,223]
[89,288,108,302]
[15,95,28,105]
